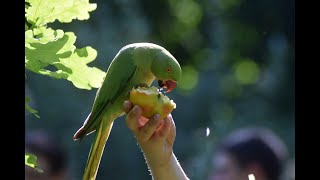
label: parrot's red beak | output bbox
[158,80,177,93]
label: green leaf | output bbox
[59,47,106,89]
[25,153,44,173]
[25,27,64,45]
[25,153,37,168]
[25,97,40,118]
[26,0,97,27]
[25,28,106,90]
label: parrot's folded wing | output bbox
[73,61,137,141]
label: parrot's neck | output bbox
[136,66,156,86]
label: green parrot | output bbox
[73,42,181,180]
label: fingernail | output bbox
[124,101,128,108]
[154,114,161,121]
[124,101,130,112]
[133,105,141,113]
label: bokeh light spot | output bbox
[172,0,203,28]
[234,59,260,84]
[178,65,199,91]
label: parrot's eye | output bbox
[166,68,171,72]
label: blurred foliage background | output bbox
[25,0,294,179]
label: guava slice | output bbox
[129,86,176,119]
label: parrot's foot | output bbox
[134,83,149,89]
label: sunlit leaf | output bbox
[59,47,106,89]
[25,153,44,173]
[25,28,106,90]
[25,153,37,168]
[25,27,64,45]
[26,0,97,26]
[25,96,40,118]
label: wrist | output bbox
[147,152,189,180]
[146,150,174,170]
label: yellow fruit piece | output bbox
[129,86,176,119]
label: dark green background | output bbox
[25,0,295,179]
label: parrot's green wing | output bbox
[85,67,137,134]
[74,52,138,140]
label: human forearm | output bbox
[146,152,189,180]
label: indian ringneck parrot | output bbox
[73,42,181,180]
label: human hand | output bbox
[124,100,176,168]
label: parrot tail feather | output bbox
[74,112,96,142]
[73,127,86,141]
[82,120,114,180]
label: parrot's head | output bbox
[151,48,181,93]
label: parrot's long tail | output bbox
[82,120,114,180]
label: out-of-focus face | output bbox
[208,152,249,180]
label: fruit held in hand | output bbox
[129,86,176,118]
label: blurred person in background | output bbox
[25,130,70,180]
[207,127,289,180]
[124,100,291,180]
